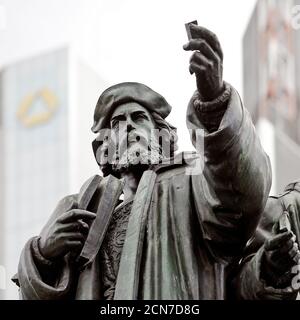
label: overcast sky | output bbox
[0,0,257,151]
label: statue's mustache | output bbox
[117,131,149,154]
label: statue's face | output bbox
[107,102,161,172]
[110,102,156,146]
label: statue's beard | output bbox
[111,139,163,173]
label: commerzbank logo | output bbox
[17,88,59,127]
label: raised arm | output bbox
[184,25,272,260]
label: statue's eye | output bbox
[111,121,119,129]
[132,113,147,122]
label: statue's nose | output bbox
[127,122,134,132]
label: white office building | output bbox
[0,48,104,299]
[243,0,300,194]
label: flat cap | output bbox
[92,82,172,133]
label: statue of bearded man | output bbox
[14,24,271,300]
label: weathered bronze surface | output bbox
[14,23,276,300]
[233,181,300,300]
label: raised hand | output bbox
[183,24,224,102]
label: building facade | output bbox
[243,0,300,194]
[0,48,104,299]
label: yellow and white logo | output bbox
[17,88,59,127]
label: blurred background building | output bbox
[0,48,104,299]
[0,0,107,299]
[243,0,300,194]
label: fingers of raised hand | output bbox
[184,39,220,63]
[189,51,214,70]
[189,61,206,75]
[183,24,223,60]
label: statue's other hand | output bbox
[38,209,96,261]
[262,230,300,288]
[183,24,224,102]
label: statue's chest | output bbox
[99,200,134,299]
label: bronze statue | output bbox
[233,181,300,300]
[13,23,272,299]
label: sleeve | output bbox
[14,195,78,300]
[187,82,272,261]
[234,247,298,300]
